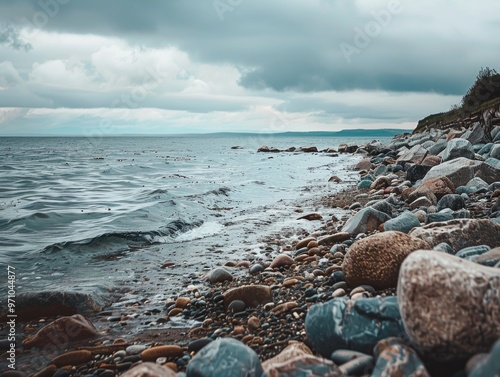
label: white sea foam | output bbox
[174,221,224,242]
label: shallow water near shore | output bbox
[0,135,379,305]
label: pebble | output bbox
[140,345,184,362]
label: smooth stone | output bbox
[342,231,430,289]
[355,159,372,171]
[249,264,264,274]
[297,213,323,221]
[341,207,391,235]
[370,176,391,190]
[223,285,272,310]
[384,211,421,233]
[410,196,434,210]
[188,338,213,353]
[270,301,299,316]
[358,180,373,190]
[455,245,490,259]
[175,297,191,309]
[126,344,147,355]
[186,338,263,377]
[433,242,455,254]
[261,342,313,373]
[398,250,500,361]
[466,177,490,190]
[262,354,342,377]
[475,247,500,267]
[51,350,93,367]
[423,158,500,188]
[141,345,184,361]
[317,232,350,246]
[121,362,177,377]
[23,314,98,348]
[436,194,466,211]
[371,337,430,377]
[368,200,393,216]
[1,291,101,321]
[247,316,261,331]
[227,300,246,313]
[330,349,370,365]
[406,164,432,183]
[442,138,475,162]
[305,296,407,357]
[410,219,500,250]
[469,338,500,377]
[427,140,447,155]
[208,268,233,284]
[374,165,388,176]
[397,145,428,164]
[270,254,295,268]
[295,237,316,250]
[338,354,374,376]
[426,213,454,224]
[421,155,442,166]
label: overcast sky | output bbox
[0,0,499,135]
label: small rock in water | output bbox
[186,338,263,377]
[208,267,234,284]
[297,213,323,221]
[23,314,98,348]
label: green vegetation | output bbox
[414,67,500,134]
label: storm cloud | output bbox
[0,0,498,134]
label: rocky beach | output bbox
[2,121,500,377]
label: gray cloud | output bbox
[2,1,499,95]
[0,23,32,51]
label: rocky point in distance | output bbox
[2,71,500,377]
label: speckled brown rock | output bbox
[223,285,272,310]
[409,219,500,250]
[262,342,313,373]
[342,231,430,289]
[23,314,98,349]
[412,176,455,200]
[398,250,500,362]
[269,301,299,316]
[121,362,178,377]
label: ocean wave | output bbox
[40,219,204,254]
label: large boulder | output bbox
[441,138,475,162]
[398,250,500,362]
[22,314,98,348]
[423,158,500,188]
[0,291,102,322]
[409,219,500,250]
[186,338,263,377]
[342,231,430,289]
[341,207,391,235]
[305,296,407,357]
